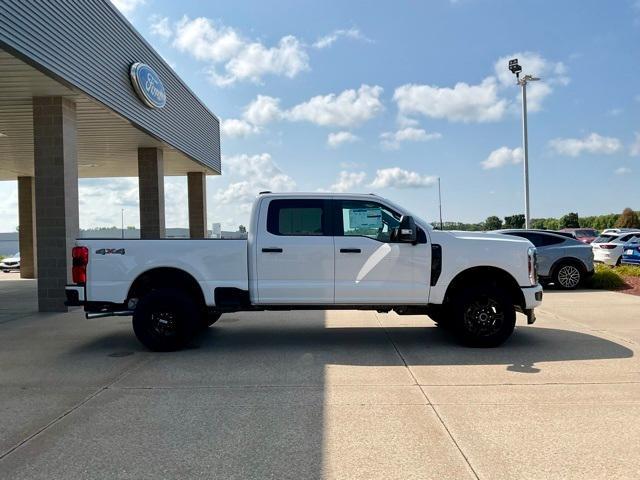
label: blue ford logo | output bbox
[130,62,166,109]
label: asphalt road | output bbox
[1,274,639,479]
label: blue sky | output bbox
[1,0,639,231]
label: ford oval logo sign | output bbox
[130,62,166,109]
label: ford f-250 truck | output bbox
[66,193,543,351]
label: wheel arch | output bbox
[549,257,587,278]
[443,266,525,309]
[127,267,206,308]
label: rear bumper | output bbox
[65,284,85,306]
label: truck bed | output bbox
[81,239,248,306]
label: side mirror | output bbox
[398,215,417,243]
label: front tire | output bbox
[451,285,516,347]
[553,262,583,290]
[132,288,199,352]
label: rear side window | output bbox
[266,199,329,236]
[538,234,565,246]
[503,231,542,246]
[593,235,616,243]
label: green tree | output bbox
[238,225,247,233]
[543,218,560,230]
[560,212,580,228]
[504,214,525,229]
[614,208,640,228]
[484,215,503,231]
[530,218,547,229]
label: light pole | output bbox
[437,177,443,230]
[508,58,539,229]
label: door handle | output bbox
[340,248,361,253]
[262,247,283,253]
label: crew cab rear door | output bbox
[256,198,335,304]
[332,199,430,304]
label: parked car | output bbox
[621,241,640,266]
[592,232,640,266]
[66,192,543,351]
[559,228,599,244]
[497,230,594,289]
[0,252,20,272]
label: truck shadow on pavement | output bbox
[184,319,634,376]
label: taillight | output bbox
[599,244,616,249]
[72,246,89,284]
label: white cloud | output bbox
[243,95,282,126]
[615,167,631,175]
[380,127,441,150]
[225,85,384,137]
[328,171,367,192]
[549,133,622,157]
[313,28,372,49]
[393,53,568,124]
[221,118,259,138]
[172,16,309,86]
[111,0,145,16]
[393,78,508,123]
[79,178,140,228]
[149,15,172,40]
[287,84,384,127]
[369,168,437,189]
[481,146,523,169]
[327,131,359,148]
[0,181,18,231]
[630,132,640,156]
[607,108,623,117]
[214,154,295,208]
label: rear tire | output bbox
[203,311,222,328]
[132,288,199,352]
[451,285,516,347]
[553,262,583,290]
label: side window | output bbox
[539,234,564,246]
[266,199,328,236]
[337,200,401,242]
[507,232,541,247]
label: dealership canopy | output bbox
[0,0,221,311]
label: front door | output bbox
[333,199,430,304]
[256,198,335,304]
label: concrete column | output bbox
[138,147,165,239]
[17,176,37,279]
[33,97,79,312]
[187,172,207,238]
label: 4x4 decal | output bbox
[95,248,126,255]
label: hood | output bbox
[2,256,20,262]
[434,230,532,245]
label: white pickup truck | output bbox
[66,193,542,351]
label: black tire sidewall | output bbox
[204,311,222,328]
[452,286,516,347]
[132,289,199,351]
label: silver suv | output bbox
[498,230,594,289]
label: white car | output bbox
[66,193,543,351]
[0,252,20,272]
[592,232,640,266]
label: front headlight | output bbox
[528,247,538,285]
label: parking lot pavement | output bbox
[0,283,639,479]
